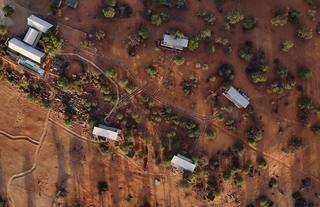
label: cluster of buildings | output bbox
[7,15,54,77]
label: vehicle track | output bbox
[0,130,40,145]
[6,110,51,206]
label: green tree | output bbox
[297,27,313,40]
[206,127,216,140]
[105,67,116,78]
[2,5,14,17]
[271,8,288,26]
[95,30,106,40]
[281,40,294,52]
[146,65,158,78]
[106,0,117,7]
[39,30,63,56]
[187,37,199,51]
[138,26,150,39]
[247,127,263,145]
[298,96,313,112]
[173,55,185,65]
[0,25,8,36]
[102,7,116,18]
[298,66,312,80]
[242,16,256,30]
[225,10,244,25]
[97,181,108,194]
[257,157,268,170]
[151,14,162,26]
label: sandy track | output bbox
[0,130,40,145]
[6,110,51,207]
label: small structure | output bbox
[171,154,196,172]
[92,124,121,141]
[222,86,250,109]
[160,34,189,51]
[65,0,79,8]
[7,15,54,76]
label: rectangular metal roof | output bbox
[23,27,41,46]
[223,86,250,109]
[27,15,53,33]
[160,34,189,50]
[171,154,196,172]
[92,125,121,141]
[66,0,79,8]
[8,38,45,64]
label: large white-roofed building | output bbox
[160,34,189,50]
[222,86,250,109]
[27,15,53,33]
[8,38,45,64]
[171,154,196,172]
[92,124,121,141]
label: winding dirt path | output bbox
[6,110,51,206]
[0,130,40,145]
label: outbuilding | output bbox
[92,124,121,141]
[160,34,189,51]
[27,15,53,33]
[222,86,250,109]
[171,154,196,172]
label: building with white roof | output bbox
[171,154,196,172]
[92,124,121,141]
[27,15,53,33]
[8,38,45,64]
[23,27,41,47]
[223,86,250,109]
[160,34,189,50]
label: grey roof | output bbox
[171,154,196,172]
[223,86,250,109]
[160,34,189,50]
[8,38,45,64]
[27,15,53,33]
[66,0,79,8]
[23,27,41,47]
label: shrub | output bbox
[206,127,217,140]
[106,0,117,7]
[242,16,256,30]
[257,156,267,170]
[298,66,312,80]
[268,177,278,188]
[232,141,245,155]
[138,26,150,39]
[282,137,305,153]
[95,30,106,40]
[288,8,300,24]
[2,5,14,17]
[105,67,116,78]
[0,25,8,36]
[102,7,116,18]
[146,65,158,78]
[39,29,63,56]
[259,195,272,207]
[281,40,294,52]
[247,127,263,145]
[225,119,236,130]
[271,8,288,26]
[225,10,244,25]
[151,14,162,26]
[197,29,212,40]
[173,55,185,65]
[297,27,313,40]
[188,37,199,51]
[97,181,108,194]
[218,63,235,82]
[197,10,216,25]
[276,64,288,78]
[233,174,244,186]
[239,41,254,62]
[207,42,215,53]
[223,168,232,181]
[298,96,313,112]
